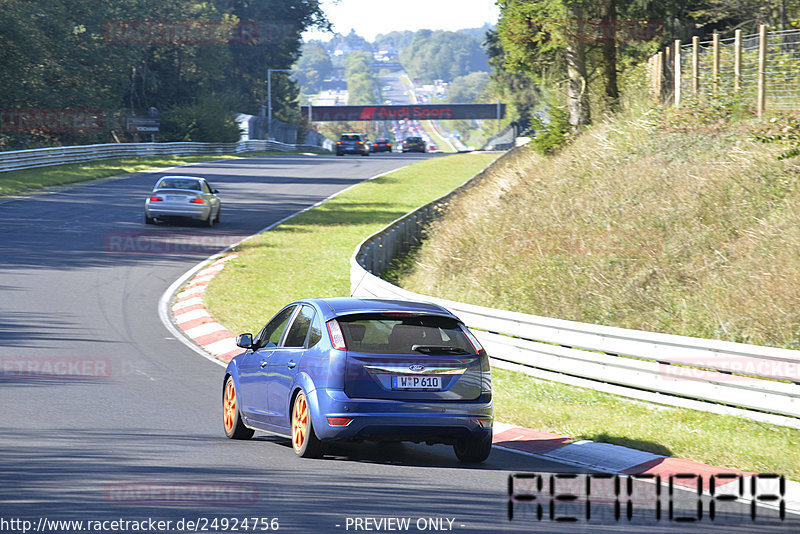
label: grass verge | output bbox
[422,121,455,153]
[0,151,320,198]
[202,148,800,480]
[202,152,499,334]
[494,366,800,480]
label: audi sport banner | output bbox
[301,104,505,122]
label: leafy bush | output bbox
[531,106,571,155]
[659,93,750,133]
[159,96,241,143]
[753,114,800,160]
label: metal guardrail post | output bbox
[372,239,380,274]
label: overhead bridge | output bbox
[301,103,505,122]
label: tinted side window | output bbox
[256,306,296,348]
[307,321,322,347]
[283,305,315,348]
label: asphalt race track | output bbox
[0,153,795,534]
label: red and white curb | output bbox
[171,254,241,364]
[492,422,800,515]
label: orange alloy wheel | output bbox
[292,393,309,451]
[224,379,237,435]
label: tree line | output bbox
[0,0,328,150]
[491,0,800,135]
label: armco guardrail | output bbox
[0,139,333,173]
[350,149,800,429]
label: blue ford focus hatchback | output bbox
[222,297,493,462]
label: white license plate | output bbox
[166,195,186,201]
[391,375,441,390]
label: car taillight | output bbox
[326,319,347,351]
[357,141,363,144]
[461,326,485,354]
[149,196,163,201]
[189,198,204,204]
[387,143,391,146]
[336,141,342,144]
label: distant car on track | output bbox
[144,175,220,226]
[401,136,426,153]
[370,138,392,153]
[336,133,370,156]
[222,297,493,462]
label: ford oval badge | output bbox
[409,364,425,372]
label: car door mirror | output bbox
[236,333,254,348]
[212,189,219,194]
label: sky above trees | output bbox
[302,0,499,41]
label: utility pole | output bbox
[267,68,291,139]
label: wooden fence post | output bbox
[649,55,659,103]
[692,36,700,96]
[734,29,742,93]
[674,40,682,106]
[712,33,720,96]
[757,25,767,116]
[656,51,664,103]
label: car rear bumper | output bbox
[145,205,210,220]
[337,146,368,154]
[310,388,493,443]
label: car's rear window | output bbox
[340,134,361,141]
[337,313,474,355]
[157,178,201,191]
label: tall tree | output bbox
[0,0,330,147]
[496,0,591,128]
[400,30,489,83]
[599,0,619,112]
[484,29,539,126]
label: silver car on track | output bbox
[144,176,221,226]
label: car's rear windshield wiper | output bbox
[411,345,469,355]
